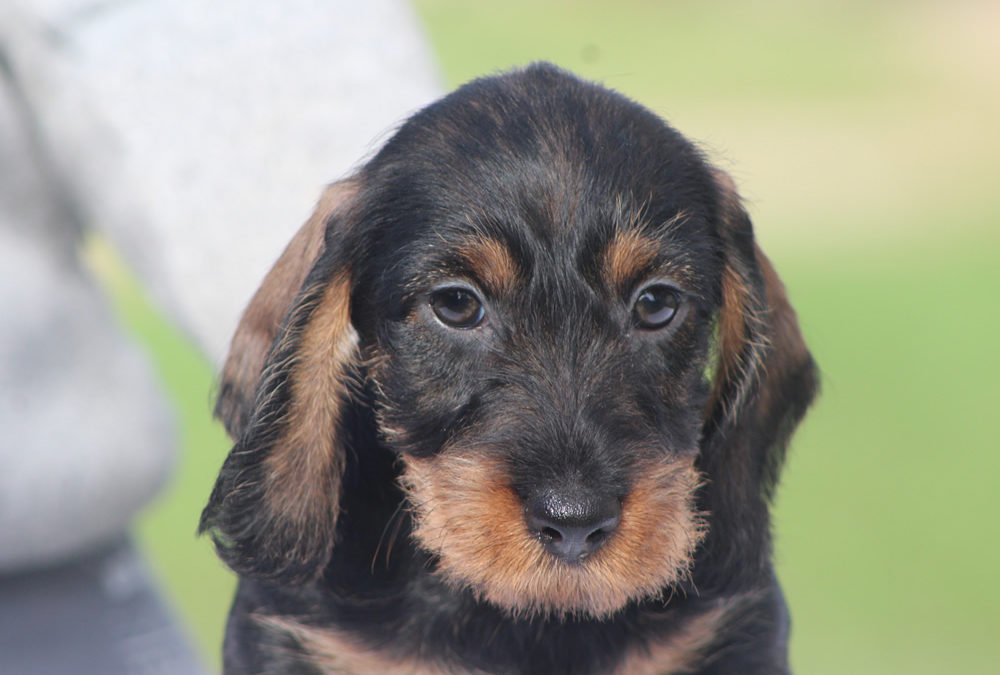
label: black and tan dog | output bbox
[201,63,818,674]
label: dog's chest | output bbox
[259,602,730,675]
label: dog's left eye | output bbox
[632,284,680,330]
[430,287,485,329]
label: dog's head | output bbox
[201,64,817,620]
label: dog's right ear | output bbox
[200,179,363,583]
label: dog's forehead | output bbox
[364,67,719,297]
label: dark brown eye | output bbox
[430,287,485,329]
[633,284,679,330]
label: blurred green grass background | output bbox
[97,1,999,672]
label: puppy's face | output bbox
[203,65,816,623]
[348,75,725,618]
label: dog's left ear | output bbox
[200,180,363,583]
[703,170,819,500]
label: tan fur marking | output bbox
[402,453,705,619]
[457,236,518,295]
[602,228,661,292]
[709,174,801,424]
[257,616,478,675]
[706,168,766,420]
[218,180,359,435]
[263,272,359,540]
[260,599,737,675]
[613,600,737,675]
[714,264,751,398]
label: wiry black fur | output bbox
[201,63,818,674]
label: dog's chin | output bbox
[401,454,706,621]
[437,553,678,621]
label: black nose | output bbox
[525,489,622,564]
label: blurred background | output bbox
[88,0,998,672]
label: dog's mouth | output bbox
[400,454,706,619]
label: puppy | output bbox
[201,63,818,674]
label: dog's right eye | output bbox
[429,287,485,329]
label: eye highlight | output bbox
[632,283,680,330]
[429,286,485,329]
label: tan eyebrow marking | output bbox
[455,235,520,295]
[601,208,695,294]
[601,227,661,293]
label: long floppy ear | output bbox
[702,170,819,506]
[214,181,358,438]
[200,179,362,583]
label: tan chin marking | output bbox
[401,453,705,619]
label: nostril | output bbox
[585,527,609,546]
[540,526,563,543]
[585,510,621,545]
